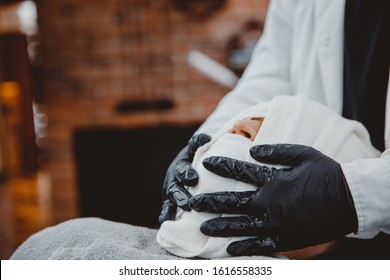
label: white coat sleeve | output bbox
[341,149,390,236]
[195,0,295,136]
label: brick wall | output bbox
[38,0,269,127]
[35,0,269,223]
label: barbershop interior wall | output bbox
[35,0,269,224]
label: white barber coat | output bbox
[196,0,390,237]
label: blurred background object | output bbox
[0,0,37,35]
[0,0,269,259]
[187,50,239,89]
[172,0,227,21]
[227,19,264,76]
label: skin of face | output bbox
[229,117,264,141]
[229,117,337,259]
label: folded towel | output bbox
[157,95,380,258]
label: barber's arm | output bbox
[342,149,390,235]
[188,144,362,255]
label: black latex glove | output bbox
[188,144,358,256]
[159,133,211,225]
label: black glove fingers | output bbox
[227,236,279,256]
[159,199,177,225]
[188,191,255,213]
[168,182,192,211]
[202,156,275,186]
[175,160,198,186]
[187,134,212,158]
[250,144,318,166]
[200,215,267,237]
[160,133,211,222]
[175,134,211,186]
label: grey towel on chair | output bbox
[10,218,180,260]
[10,217,275,260]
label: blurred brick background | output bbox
[37,0,269,127]
[34,0,269,224]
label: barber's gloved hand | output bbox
[188,144,358,256]
[159,133,211,225]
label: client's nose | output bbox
[230,120,257,141]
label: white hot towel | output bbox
[156,95,380,258]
